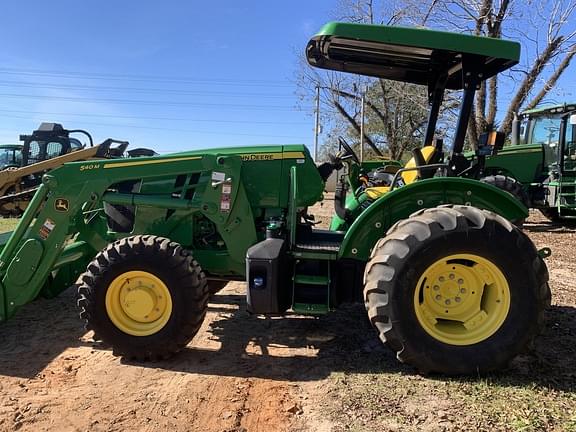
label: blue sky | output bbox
[1,2,576,155]
[0,1,334,153]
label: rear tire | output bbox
[77,235,209,360]
[540,207,576,225]
[363,205,549,375]
[480,175,529,226]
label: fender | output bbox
[338,177,527,260]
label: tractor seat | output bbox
[363,146,439,200]
[364,186,390,199]
[401,145,438,184]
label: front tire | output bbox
[77,235,209,360]
[364,205,549,375]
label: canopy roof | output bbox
[306,22,520,90]
[522,103,576,116]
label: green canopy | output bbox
[307,22,520,90]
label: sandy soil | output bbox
[0,205,574,432]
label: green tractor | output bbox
[0,144,23,170]
[481,104,576,222]
[0,22,550,375]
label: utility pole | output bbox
[360,89,365,162]
[313,86,320,163]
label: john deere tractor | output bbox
[0,22,550,375]
[0,144,23,170]
[481,104,576,222]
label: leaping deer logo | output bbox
[55,198,69,212]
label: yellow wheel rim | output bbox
[414,254,510,346]
[105,271,173,337]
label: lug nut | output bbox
[439,276,445,282]
[445,299,451,305]
[435,295,442,301]
[449,274,455,280]
[458,279,464,284]
[433,285,440,291]
[455,297,461,303]
[460,288,466,294]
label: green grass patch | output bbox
[0,218,19,233]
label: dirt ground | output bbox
[0,206,575,431]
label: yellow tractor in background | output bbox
[0,123,154,216]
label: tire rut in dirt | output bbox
[77,235,209,361]
[363,205,550,375]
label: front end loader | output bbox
[0,22,550,375]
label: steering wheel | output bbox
[337,136,360,164]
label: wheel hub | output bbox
[415,254,510,345]
[105,271,173,336]
[122,284,162,323]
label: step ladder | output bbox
[559,176,576,216]
[292,258,332,314]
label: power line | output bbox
[0,114,310,140]
[0,80,294,98]
[0,67,294,87]
[0,109,308,125]
[0,92,309,111]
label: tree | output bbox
[297,0,439,160]
[423,0,576,145]
[297,0,576,158]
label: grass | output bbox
[328,372,575,431]
[314,305,576,432]
[0,218,19,234]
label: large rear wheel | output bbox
[77,235,209,360]
[364,205,549,375]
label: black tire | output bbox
[480,175,530,226]
[77,235,209,360]
[540,207,576,225]
[540,207,561,222]
[364,205,550,375]
[207,280,229,294]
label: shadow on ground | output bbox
[1,289,575,394]
[138,294,576,393]
[524,219,576,233]
[0,288,89,378]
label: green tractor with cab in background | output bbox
[481,104,576,223]
[0,22,550,376]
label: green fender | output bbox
[338,177,528,261]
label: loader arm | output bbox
[0,151,255,322]
[0,143,119,195]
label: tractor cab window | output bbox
[27,141,42,165]
[530,115,561,147]
[26,140,65,165]
[69,138,83,151]
[530,115,562,169]
[564,120,576,172]
[0,147,21,169]
[45,141,64,158]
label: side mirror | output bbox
[569,114,576,125]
